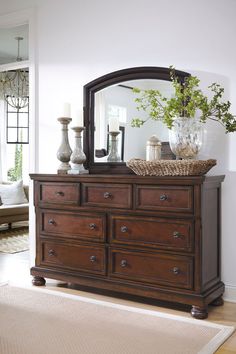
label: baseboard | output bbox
[223,285,236,303]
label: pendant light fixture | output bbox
[0,37,29,110]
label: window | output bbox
[108,104,127,124]
[6,96,29,144]
[0,97,29,183]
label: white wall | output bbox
[1,0,236,300]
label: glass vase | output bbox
[169,117,203,159]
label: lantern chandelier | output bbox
[0,36,29,110]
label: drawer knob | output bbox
[55,191,64,196]
[90,255,96,263]
[48,249,55,256]
[172,267,180,275]
[121,226,128,233]
[120,259,128,268]
[48,219,55,225]
[103,192,112,199]
[89,223,96,230]
[160,194,168,201]
[173,231,181,239]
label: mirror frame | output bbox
[83,66,190,174]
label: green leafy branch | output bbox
[131,67,236,133]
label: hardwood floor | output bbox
[0,248,235,353]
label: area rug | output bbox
[0,227,29,253]
[0,285,234,354]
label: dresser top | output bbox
[30,173,225,186]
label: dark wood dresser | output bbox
[30,173,225,318]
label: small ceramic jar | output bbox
[146,135,162,161]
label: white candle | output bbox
[74,109,84,127]
[62,102,71,117]
[109,116,119,132]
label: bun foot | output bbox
[32,276,46,286]
[191,305,208,319]
[211,296,224,306]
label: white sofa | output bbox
[0,183,29,228]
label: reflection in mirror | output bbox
[94,79,174,162]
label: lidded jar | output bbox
[146,135,162,161]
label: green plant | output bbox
[7,144,23,182]
[131,67,236,133]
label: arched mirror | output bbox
[84,67,190,174]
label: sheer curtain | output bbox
[0,144,2,183]
[0,99,4,182]
[94,91,106,150]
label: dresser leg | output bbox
[32,276,46,286]
[191,305,208,319]
[210,296,224,306]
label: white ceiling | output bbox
[0,24,29,65]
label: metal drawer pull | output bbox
[48,219,55,225]
[90,255,96,263]
[89,223,96,230]
[48,249,55,256]
[55,191,64,196]
[103,192,112,199]
[160,194,168,201]
[172,267,180,275]
[121,226,128,233]
[120,259,128,268]
[173,231,181,239]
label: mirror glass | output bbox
[94,79,174,162]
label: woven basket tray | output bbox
[126,159,217,176]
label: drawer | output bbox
[109,248,193,289]
[135,185,193,212]
[39,182,79,205]
[40,241,106,274]
[40,210,105,242]
[82,183,132,209]
[110,215,193,251]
